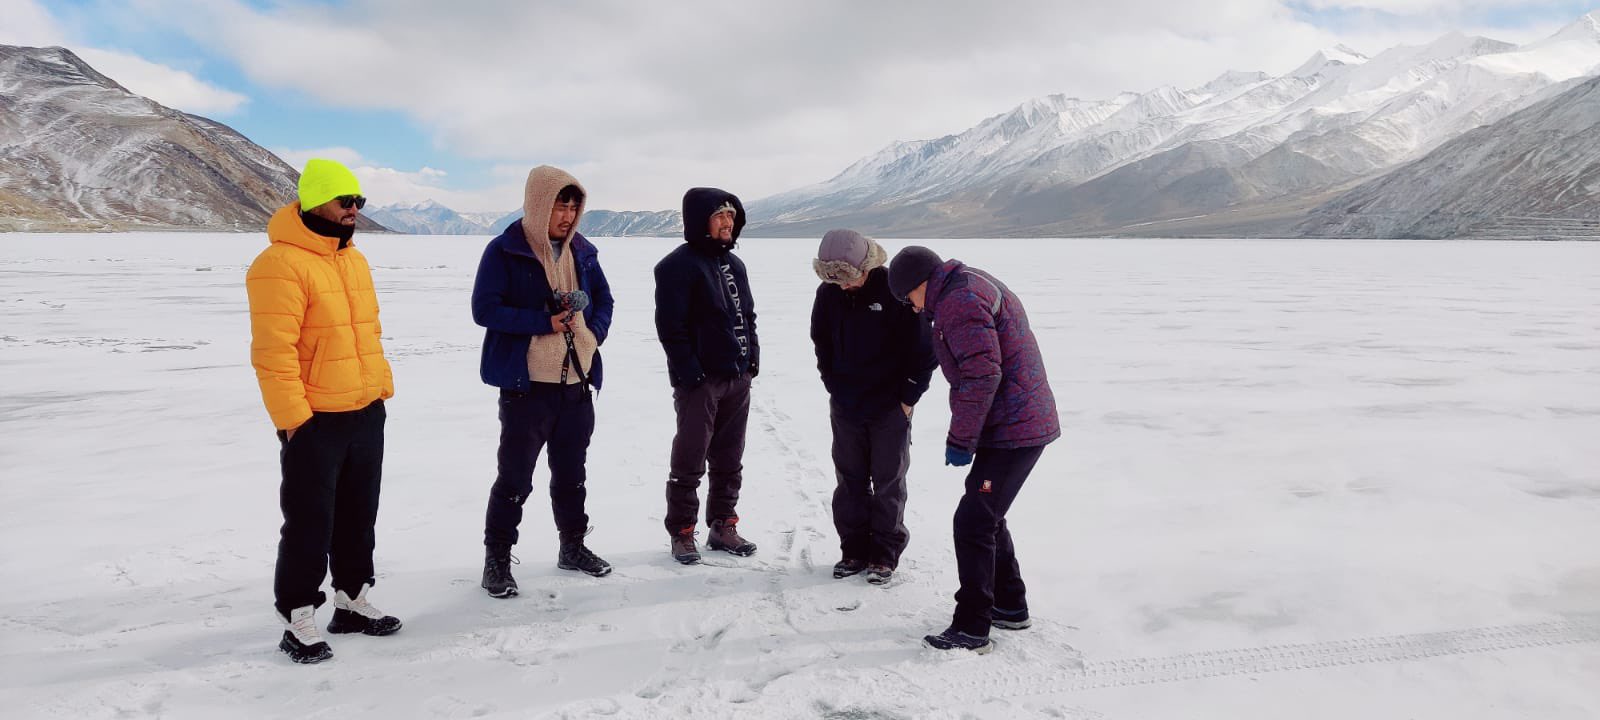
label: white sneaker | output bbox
[277,605,333,663]
[328,584,403,636]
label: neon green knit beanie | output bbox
[297,159,362,210]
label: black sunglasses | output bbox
[336,195,367,210]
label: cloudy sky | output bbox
[3,0,1596,212]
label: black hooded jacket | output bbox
[810,266,937,416]
[653,187,760,387]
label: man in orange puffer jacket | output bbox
[246,158,400,664]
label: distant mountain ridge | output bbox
[579,209,681,237]
[365,200,488,235]
[1298,74,1600,239]
[739,12,1600,238]
[9,12,1600,239]
[367,203,681,237]
[0,44,385,233]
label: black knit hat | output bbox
[887,245,944,301]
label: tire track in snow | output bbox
[959,617,1600,697]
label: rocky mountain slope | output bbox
[0,45,384,232]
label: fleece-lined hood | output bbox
[681,187,745,255]
[520,165,587,291]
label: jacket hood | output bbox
[267,203,347,256]
[681,187,745,254]
[520,165,587,291]
[521,165,586,247]
[812,235,887,286]
[925,259,967,308]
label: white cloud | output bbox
[273,147,521,213]
[274,147,367,170]
[55,0,1600,209]
[1,0,249,116]
[76,48,248,116]
[0,0,66,45]
[1288,0,1586,45]
[1297,0,1577,14]
[135,0,1345,209]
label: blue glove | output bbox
[945,446,973,467]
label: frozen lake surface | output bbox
[2,233,1598,719]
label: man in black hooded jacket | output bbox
[654,187,760,564]
[810,229,936,586]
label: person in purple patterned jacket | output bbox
[887,245,1060,655]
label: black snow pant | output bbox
[949,445,1045,637]
[274,399,385,617]
[664,373,751,533]
[829,402,912,568]
[485,383,595,547]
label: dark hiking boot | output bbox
[558,540,613,577]
[865,564,894,585]
[991,607,1032,630]
[327,584,402,636]
[482,544,519,598]
[832,558,866,579]
[708,518,757,557]
[278,605,333,664]
[671,526,701,565]
[923,627,994,654]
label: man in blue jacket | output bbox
[653,187,760,564]
[472,166,615,598]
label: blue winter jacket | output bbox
[472,221,614,391]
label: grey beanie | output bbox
[887,245,944,301]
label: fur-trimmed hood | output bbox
[812,230,887,286]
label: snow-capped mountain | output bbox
[579,209,681,237]
[364,204,681,237]
[1298,73,1600,239]
[462,210,520,234]
[365,200,492,235]
[747,12,1600,237]
[0,45,384,232]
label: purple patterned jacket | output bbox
[925,260,1060,451]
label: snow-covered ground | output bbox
[2,233,1598,719]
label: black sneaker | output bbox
[991,607,1032,630]
[670,527,701,565]
[326,584,402,636]
[832,558,866,579]
[708,518,756,556]
[558,541,613,577]
[482,544,519,598]
[923,628,994,654]
[278,605,333,664]
[864,564,894,585]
